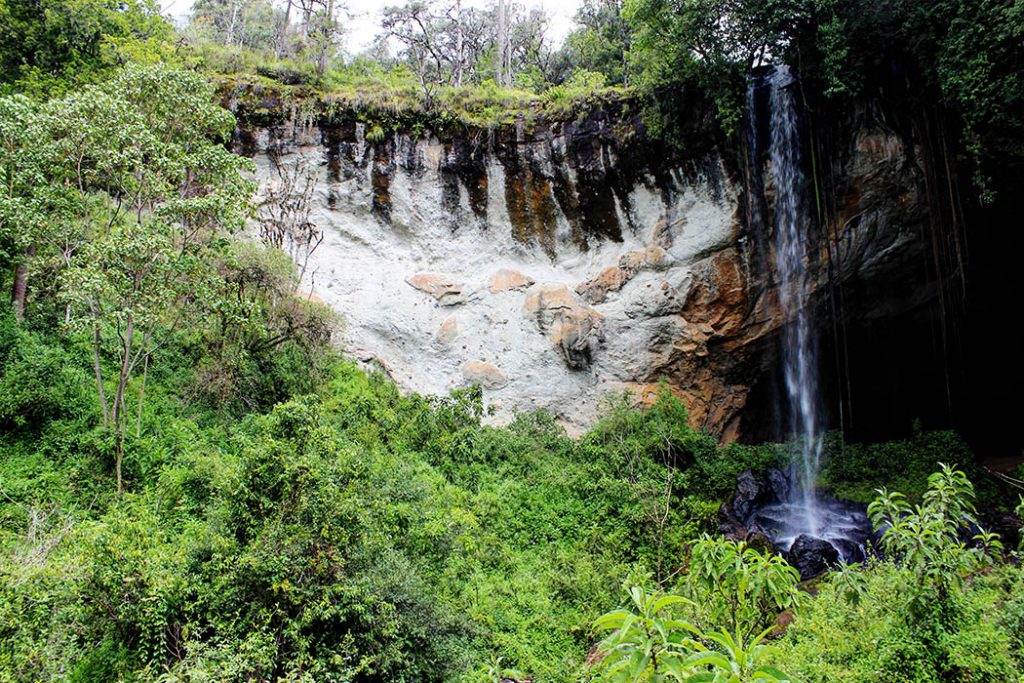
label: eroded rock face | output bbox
[522,285,606,369]
[232,91,934,436]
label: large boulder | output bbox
[462,360,508,389]
[406,273,465,305]
[786,535,840,579]
[730,468,795,521]
[488,268,535,293]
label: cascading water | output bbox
[735,65,873,574]
[767,65,823,536]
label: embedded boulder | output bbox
[488,269,535,293]
[576,266,633,304]
[576,246,672,304]
[406,273,465,305]
[523,285,605,370]
[462,360,508,389]
[436,315,459,345]
[729,468,792,521]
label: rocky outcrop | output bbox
[406,273,466,305]
[436,315,459,345]
[576,245,670,304]
[230,85,939,437]
[489,269,535,293]
[522,285,606,370]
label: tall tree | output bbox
[0,0,173,93]
[191,0,283,51]
[565,0,631,85]
[495,0,511,86]
[0,97,66,320]
[43,65,255,493]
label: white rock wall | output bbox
[252,131,740,433]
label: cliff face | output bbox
[229,90,933,439]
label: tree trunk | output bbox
[318,0,335,74]
[136,348,149,439]
[454,0,464,86]
[11,244,35,322]
[113,316,134,495]
[92,321,109,428]
[226,0,240,46]
[496,0,509,87]
[277,0,293,57]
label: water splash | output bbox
[767,65,822,536]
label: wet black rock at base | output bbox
[720,467,874,579]
[787,535,840,579]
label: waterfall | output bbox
[767,65,822,536]
[734,66,873,571]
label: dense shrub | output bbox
[0,313,93,431]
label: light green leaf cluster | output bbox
[685,537,802,637]
[591,584,792,683]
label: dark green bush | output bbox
[0,314,93,431]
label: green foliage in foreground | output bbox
[2,293,1024,682]
[592,585,791,683]
[779,466,1020,683]
[0,292,772,682]
[589,469,1024,683]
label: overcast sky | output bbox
[160,0,582,53]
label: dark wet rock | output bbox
[767,468,793,501]
[831,538,867,564]
[786,535,840,579]
[718,502,746,540]
[732,469,785,520]
[744,530,775,555]
[748,513,786,534]
[732,470,763,520]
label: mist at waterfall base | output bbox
[741,65,872,570]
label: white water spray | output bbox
[767,65,822,536]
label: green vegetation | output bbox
[0,0,175,95]
[780,468,1019,683]
[0,299,797,681]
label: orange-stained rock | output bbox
[523,283,573,310]
[488,268,535,293]
[682,248,748,336]
[576,266,632,304]
[462,360,508,389]
[619,245,669,270]
[524,284,605,369]
[406,273,465,305]
[436,315,458,344]
[576,246,671,304]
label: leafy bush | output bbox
[0,313,93,431]
[819,430,975,503]
[591,582,792,683]
[684,536,801,636]
[780,467,1021,683]
[780,562,1023,683]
